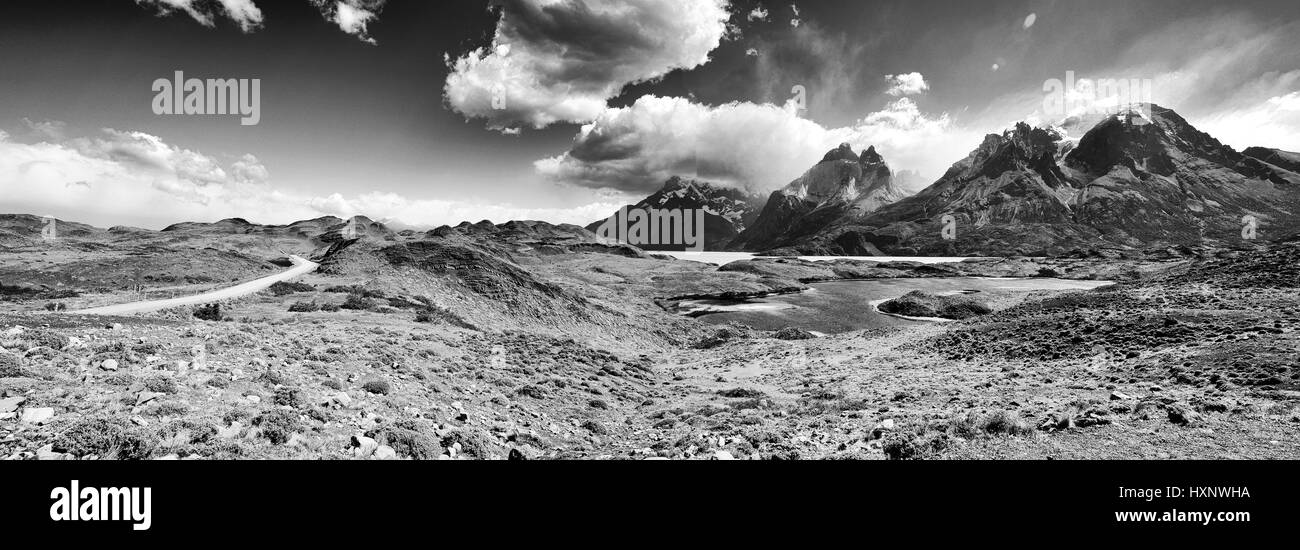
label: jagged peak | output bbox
[821,143,860,164]
[860,145,884,165]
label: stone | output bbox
[712,450,736,460]
[1168,406,1203,427]
[1110,391,1133,400]
[870,419,895,440]
[330,392,352,408]
[0,396,25,413]
[351,435,379,458]
[101,359,120,371]
[217,422,243,439]
[20,407,55,425]
[36,444,69,461]
[373,445,397,460]
[245,395,261,404]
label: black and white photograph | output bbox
[1,0,1297,538]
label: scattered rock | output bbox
[373,445,398,460]
[0,396,25,413]
[352,435,379,458]
[20,407,55,425]
[1168,405,1203,427]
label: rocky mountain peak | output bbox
[821,143,860,164]
[860,145,883,165]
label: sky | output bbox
[1,0,1298,229]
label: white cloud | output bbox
[535,95,978,195]
[135,0,264,32]
[885,72,930,97]
[443,0,731,131]
[0,127,614,229]
[1023,13,1037,30]
[748,6,769,21]
[135,0,387,41]
[311,0,387,44]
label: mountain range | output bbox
[594,104,1300,256]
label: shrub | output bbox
[979,410,1034,436]
[717,388,767,399]
[104,372,137,386]
[274,386,304,408]
[206,375,231,388]
[882,430,951,460]
[289,301,321,313]
[52,416,156,460]
[44,302,67,312]
[22,330,69,351]
[0,354,26,377]
[322,379,344,391]
[414,306,476,330]
[340,294,376,311]
[194,304,223,322]
[362,380,391,395]
[268,281,315,296]
[252,409,302,445]
[373,421,442,460]
[143,375,179,394]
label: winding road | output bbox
[71,255,320,316]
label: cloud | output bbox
[20,118,67,142]
[1023,13,1037,29]
[443,0,732,131]
[134,0,385,41]
[0,127,614,229]
[748,6,769,21]
[134,0,264,32]
[885,72,930,97]
[535,95,979,195]
[310,0,388,44]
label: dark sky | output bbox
[2,0,1298,228]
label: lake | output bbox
[678,277,1114,334]
[656,251,974,265]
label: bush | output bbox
[373,421,443,460]
[322,379,344,391]
[22,330,69,351]
[414,306,476,330]
[274,386,304,408]
[44,302,67,312]
[362,380,391,395]
[289,301,321,313]
[978,410,1034,436]
[340,294,376,311]
[252,409,302,445]
[0,354,26,377]
[143,375,179,394]
[268,281,315,296]
[52,416,155,460]
[194,304,223,321]
[206,375,231,388]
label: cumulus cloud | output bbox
[748,6,769,21]
[134,0,385,42]
[0,127,614,229]
[885,72,930,97]
[135,0,264,32]
[443,0,732,131]
[535,95,979,195]
[310,0,388,44]
[20,118,67,142]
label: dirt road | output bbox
[71,255,319,315]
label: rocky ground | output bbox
[1,222,1296,460]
